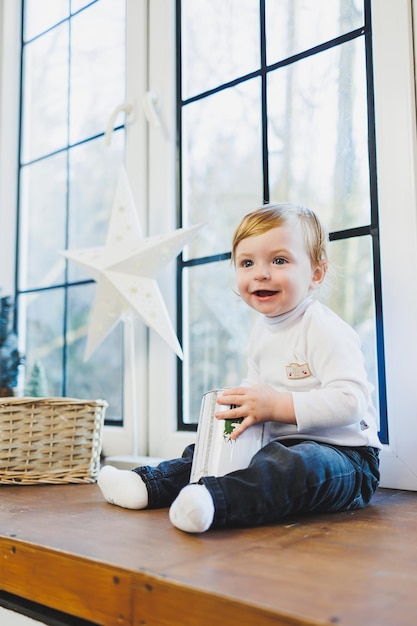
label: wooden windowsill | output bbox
[1,484,416,625]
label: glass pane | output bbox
[18,154,67,291]
[182,79,263,259]
[66,132,124,283]
[70,0,126,144]
[183,260,256,424]
[71,0,95,12]
[323,235,379,419]
[268,37,370,232]
[21,23,69,163]
[19,289,65,397]
[266,0,364,64]
[23,0,69,41]
[182,0,260,100]
[66,284,123,420]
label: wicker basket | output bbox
[0,397,108,485]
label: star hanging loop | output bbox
[62,166,203,360]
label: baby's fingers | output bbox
[215,403,241,421]
[230,416,253,439]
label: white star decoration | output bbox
[62,167,202,360]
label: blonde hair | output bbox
[232,203,329,270]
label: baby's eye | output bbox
[273,257,287,265]
[241,259,253,268]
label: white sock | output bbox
[97,465,148,509]
[169,484,215,533]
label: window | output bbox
[177,0,387,443]
[2,0,417,488]
[13,0,149,457]
[150,0,417,489]
[17,0,126,420]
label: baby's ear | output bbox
[311,260,327,288]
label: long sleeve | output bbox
[291,307,371,430]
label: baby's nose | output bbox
[255,265,270,280]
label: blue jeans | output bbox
[133,440,380,529]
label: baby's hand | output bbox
[215,385,295,439]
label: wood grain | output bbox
[1,485,417,625]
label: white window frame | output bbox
[372,0,417,489]
[146,0,196,460]
[0,0,20,296]
[102,0,194,462]
[100,0,151,460]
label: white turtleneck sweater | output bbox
[242,298,381,449]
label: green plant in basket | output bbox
[0,296,24,397]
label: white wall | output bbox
[0,607,46,625]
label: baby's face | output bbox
[234,223,322,317]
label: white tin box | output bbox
[190,389,270,483]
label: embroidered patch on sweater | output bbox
[286,363,311,379]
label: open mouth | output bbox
[253,290,278,298]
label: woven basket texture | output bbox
[0,397,107,484]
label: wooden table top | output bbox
[1,484,417,626]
